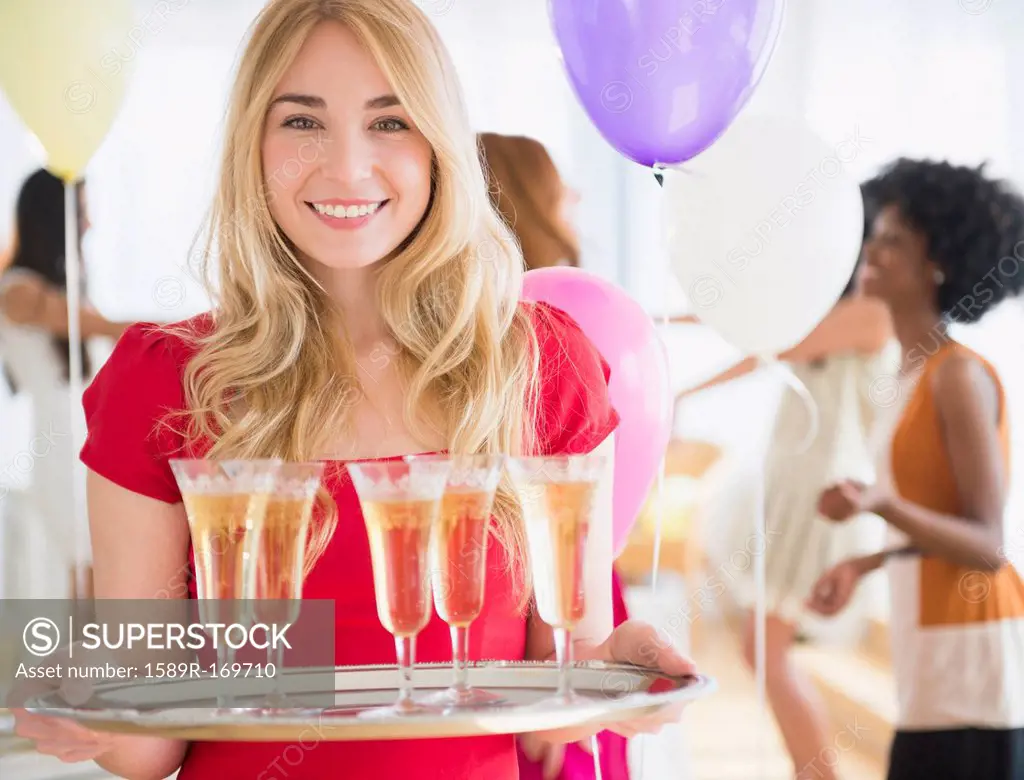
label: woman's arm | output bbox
[0,274,131,340]
[869,355,1006,571]
[674,297,892,401]
[87,471,191,779]
[524,434,615,662]
[854,544,921,575]
[777,296,891,363]
[675,356,760,401]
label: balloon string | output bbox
[753,453,767,772]
[757,356,820,454]
[65,180,86,601]
[591,735,603,780]
[750,356,818,773]
[650,294,671,594]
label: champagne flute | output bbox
[348,455,452,717]
[420,454,505,709]
[252,461,324,714]
[170,458,280,712]
[506,454,605,703]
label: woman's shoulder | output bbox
[518,301,620,455]
[0,268,46,317]
[84,313,213,411]
[108,313,213,373]
[927,341,1006,403]
[80,313,214,503]
[522,300,608,370]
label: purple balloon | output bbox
[550,0,785,167]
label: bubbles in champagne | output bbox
[519,481,597,629]
[362,499,438,637]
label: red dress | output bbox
[80,302,620,780]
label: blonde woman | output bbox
[10,2,696,778]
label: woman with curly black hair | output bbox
[809,158,1024,780]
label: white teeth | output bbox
[312,202,382,218]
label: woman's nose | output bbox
[318,130,374,184]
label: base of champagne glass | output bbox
[356,698,438,719]
[253,695,323,717]
[254,706,324,717]
[214,704,261,715]
[421,686,507,710]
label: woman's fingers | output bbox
[528,724,600,746]
[517,732,544,762]
[541,742,565,779]
[606,620,697,676]
[609,703,685,737]
[33,739,107,762]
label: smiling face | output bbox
[860,204,941,311]
[261,21,434,273]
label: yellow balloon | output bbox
[0,0,136,182]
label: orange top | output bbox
[889,341,1024,628]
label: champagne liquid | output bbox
[182,492,268,625]
[518,481,597,629]
[430,490,493,627]
[254,495,315,624]
[363,498,438,637]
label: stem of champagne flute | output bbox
[217,642,237,708]
[554,627,573,700]
[272,638,286,702]
[395,635,416,710]
[450,625,470,693]
[265,642,279,704]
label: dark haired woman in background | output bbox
[811,158,1024,780]
[0,168,133,598]
[673,188,895,780]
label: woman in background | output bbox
[673,189,895,780]
[478,132,580,271]
[480,130,632,780]
[0,168,133,598]
[810,158,1024,780]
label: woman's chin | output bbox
[857,276,886,301]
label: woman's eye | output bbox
[372,117,409,133]
[283,116,319,131]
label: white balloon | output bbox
[664,114,865,356]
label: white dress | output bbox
[729,344,899,626]
[0,268,88,600]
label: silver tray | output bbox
[26,661,716,741]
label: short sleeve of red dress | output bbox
[530,301,620,456]
[79,322,190,503]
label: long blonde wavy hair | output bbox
[172,0,541,591]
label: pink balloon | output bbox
[522,267,671,556]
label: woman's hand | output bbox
[806,558,869,616]
[529,619,697,748]
[517,734,593,780]
[9,665,115,764]
[818,479,881,522]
